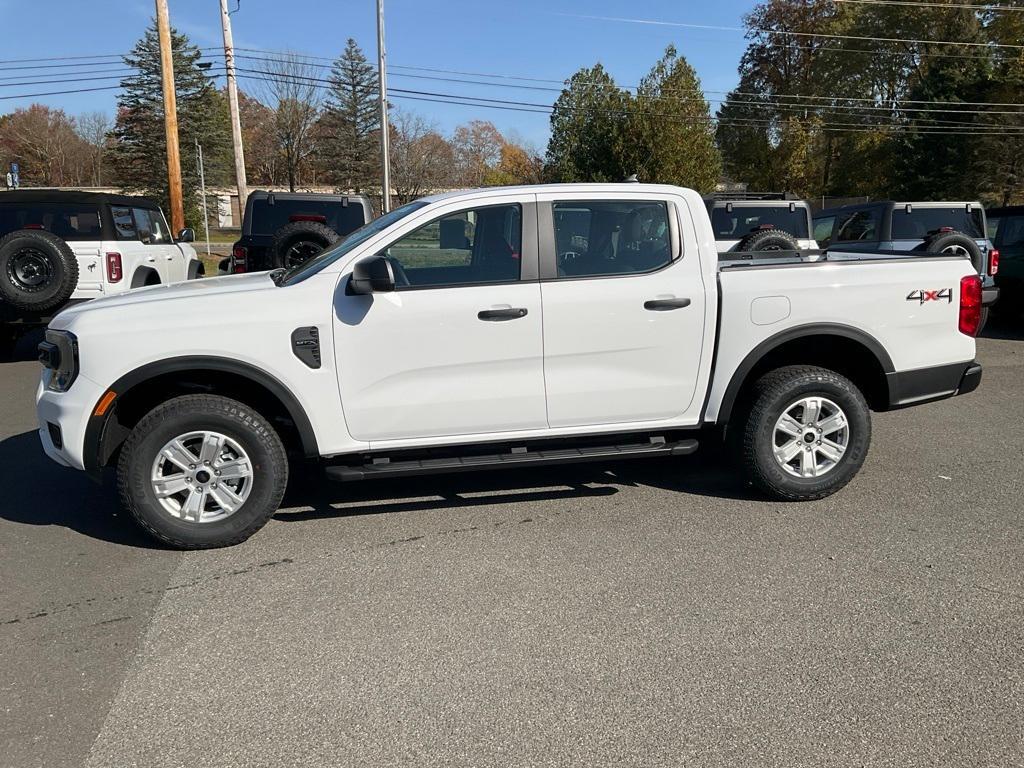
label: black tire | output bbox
[0,229,78,312]
[117,394,289,549]
[740,365,871,501]
[270,221,340,270]
[736,228,801,253]
[916,230,984,274]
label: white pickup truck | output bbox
[36,184,984,549]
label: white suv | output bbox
[0,190,202,320]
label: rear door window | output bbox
[891,207,985,240]
[553,200,673,278]
[813,216,835,246]
[111,207,138,240]
[710,205,809,239]
[0,202,103,241]
[248,198,366,236]
[834,210,880,243]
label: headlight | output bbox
[38,330,79,392]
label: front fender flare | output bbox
[83,356,319,475]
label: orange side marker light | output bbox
[93,391,117,417]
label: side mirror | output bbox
[349,255,396,295]
[178,227,196,243]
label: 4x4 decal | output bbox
[907,288,953,304]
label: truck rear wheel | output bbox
[117,394,288,549]
[739,365,871,501]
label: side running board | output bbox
[324,436,699,482]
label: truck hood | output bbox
[51,272,277,327]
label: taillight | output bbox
[959,274,983,337]
[231,246,248,274]
[989,248,999,276]
[106,252,123,283]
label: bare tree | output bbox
[451,120,504,186]
[389,110,457,204]
[76,111,112,186]
[259,52,322,191]
[0,104,89,186]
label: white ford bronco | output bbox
[1,190,202,352]
[36,184,984,549]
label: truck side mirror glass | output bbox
[178,227,195,242]
[349,255,396,294]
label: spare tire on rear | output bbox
[736,228,801,253]
[270,221,340,270]
[916,230,984,273]
[0,229,79,312]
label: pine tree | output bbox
[634,46,721,192]
[545,64,631,182]
[318,39,380,192]
[107,20,230,227]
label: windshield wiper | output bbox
[269,268,286,286]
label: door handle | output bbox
[478,307,528,321]
[644,297,691,311]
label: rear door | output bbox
[537,191,707,428]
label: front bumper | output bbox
[886,360,982,408]
[36,371,105,472]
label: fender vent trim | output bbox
[291,326,321,369]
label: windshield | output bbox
[710,205,809,239]
[277,201,429,286]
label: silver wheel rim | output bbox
[150,431,254,523]
[772,396,849,478]
[941,244,971,258]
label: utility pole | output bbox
[376,0,391,213]
[219,0,248,222]
[196,139,211,258]
[155,0,185,234]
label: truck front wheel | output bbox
[117,394,289,549]
[739,365,871,501]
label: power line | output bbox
[561,12,1024,49]
[0,84,123,101]
[832,0,1024,11]
[229,67,1024,136]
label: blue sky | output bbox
[1,0,758,149]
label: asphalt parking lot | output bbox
[2,325,1022,768]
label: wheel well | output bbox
[722,334,890,424]
[97,369,310,468]
[131,267,160,289]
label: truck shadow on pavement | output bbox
[276,452,758,525]
[0,430,158,547]
[1,429,756,547]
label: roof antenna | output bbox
[623,174,639,183]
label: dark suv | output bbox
[229,191,372,273]
[986,206,1024,316]
[813,201,999,309]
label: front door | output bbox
[538,194,708,428]
[333,196,547,443]
[133,207,183,283]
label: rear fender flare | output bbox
[715,323,895,425]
